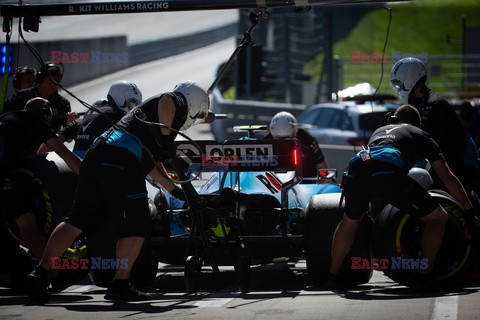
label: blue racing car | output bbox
[144,126,372,293]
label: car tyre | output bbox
[305,193,373,287]
[184,255,201,293]
[373,191,475,287]
[234,254,251,294]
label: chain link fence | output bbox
[333,54,480,101]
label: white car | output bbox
[298,100,398,146]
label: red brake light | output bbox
[347,137,369,147]
[293,148,299,166]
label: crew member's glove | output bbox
[170,187,186,209]
[464,208,479,236]
[465,208,476,218]
[170,186,186,201]
[159,136,177,162]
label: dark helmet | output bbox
[36,61,63,85]
[24,97,53,124]
[13,66,36,90]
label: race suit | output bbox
[409,87,479,189]
[58,105,124,159]
[4,87,71,133]
[64,92,187,237]
[344,123,444,220]
[0,110,57,222]
[264,128,326,177]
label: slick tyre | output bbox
[184,255,201,294]
[373,191,474,287]
[235,254,251,294]
[1,154,72,245]
[305,193,373,287]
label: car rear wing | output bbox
[173,139,303,177]
[172,139,303,223]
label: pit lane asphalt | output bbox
[1,262,480,320]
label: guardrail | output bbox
[129,22,237,67]
[333,54,480,100]
[1,22,237,98]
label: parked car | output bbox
[298,95,398,147]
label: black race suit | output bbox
[3,87,71,133]
[0,110,56,174]
[409,87,478,188]
[58,105,124,159]
[64,93,187,237]
[0,111,56,221]
[264,128,326,177]
[344,123,444,220]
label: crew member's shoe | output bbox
[50,268,89,293]
[104,279,152,302]
[324,273,349,290]
[25,266,50,304]
[411,272,442,292]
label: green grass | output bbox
[307,0,480,99]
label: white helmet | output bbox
[270,111,298,138]
[390,57,427,103]
[107,80,143,113]
[92,98,108,107]
[408,167,433,191]
[173,80,209,131]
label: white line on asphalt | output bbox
[431,295,459,320]
[193,290,241,308]
[194,297,235,308]
[65,285,98,293]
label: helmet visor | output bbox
[390,79,406,94]
[126,98,141,111]
[41,103,53,125]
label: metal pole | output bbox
[208,10,269,94]
[461,14,466,92]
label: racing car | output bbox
[142,125,373,292]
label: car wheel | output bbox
[305,193,373,287]
[184,255,201,293]
[234,254,251,294]
[2,155,66,244]
[468,217,480,273]
[373,191,475,287]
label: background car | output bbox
[297,96,398,147]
